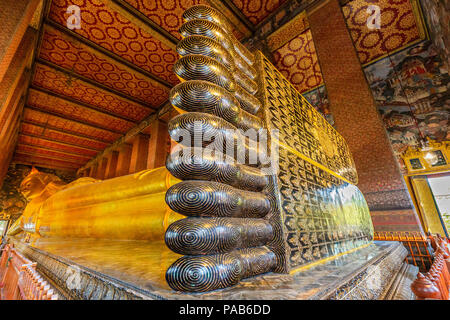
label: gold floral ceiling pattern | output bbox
[343,0,426,65]
[272,29,323,94]
[39,26,170,106]
[123,0,207,39]
[49,0,179,85]
[231,0,286,25]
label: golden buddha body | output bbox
[8,167,183,241]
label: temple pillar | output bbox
[129,134,149,174]
[97,157,108,180]
[90,163,99,179]
[115,144,132,177]
[307,0,422,232]
[146,120,169,169]
[0,0,40,82]
[104,151,119,179]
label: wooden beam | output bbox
[12,159,78,171]
[44,19,173,90]
[97,157,108,179]
[14,149,88,164]
[14,152,82,168]
[21,120,111,144]
[17,142,93,159]
[146,119,169,169]
[24,105,124,135]
[128,133,149,174]
[30,85,142,123]
[19,132,102,153]
[104,151,119,179]
[35,58,155,108]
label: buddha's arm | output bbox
[35,167,184,240]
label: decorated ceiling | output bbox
[12,0,290,172]
[11,0,431,172]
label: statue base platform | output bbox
[9,238,417,300]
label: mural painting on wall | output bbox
[0,164,75,223]
[302,85,335,126]
[420,0,449,64]
[364,41,450,171]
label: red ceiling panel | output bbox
[27,89,135,133]
[23,108,121,142]
[14,153,81,170]
[32,63,152,122]
[122,0,207,39]
[15,145,89,164]
[18,134,99,157]
[343,0,425,65]
[231,0,286,25]
[21,122,108,151]
[48,0,179,85]
[38,26,170,106]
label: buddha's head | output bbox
[20,167,63,200]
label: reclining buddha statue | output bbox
[8,166,184,241]
[8,4,373,295]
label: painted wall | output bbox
[364,41,449,172]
